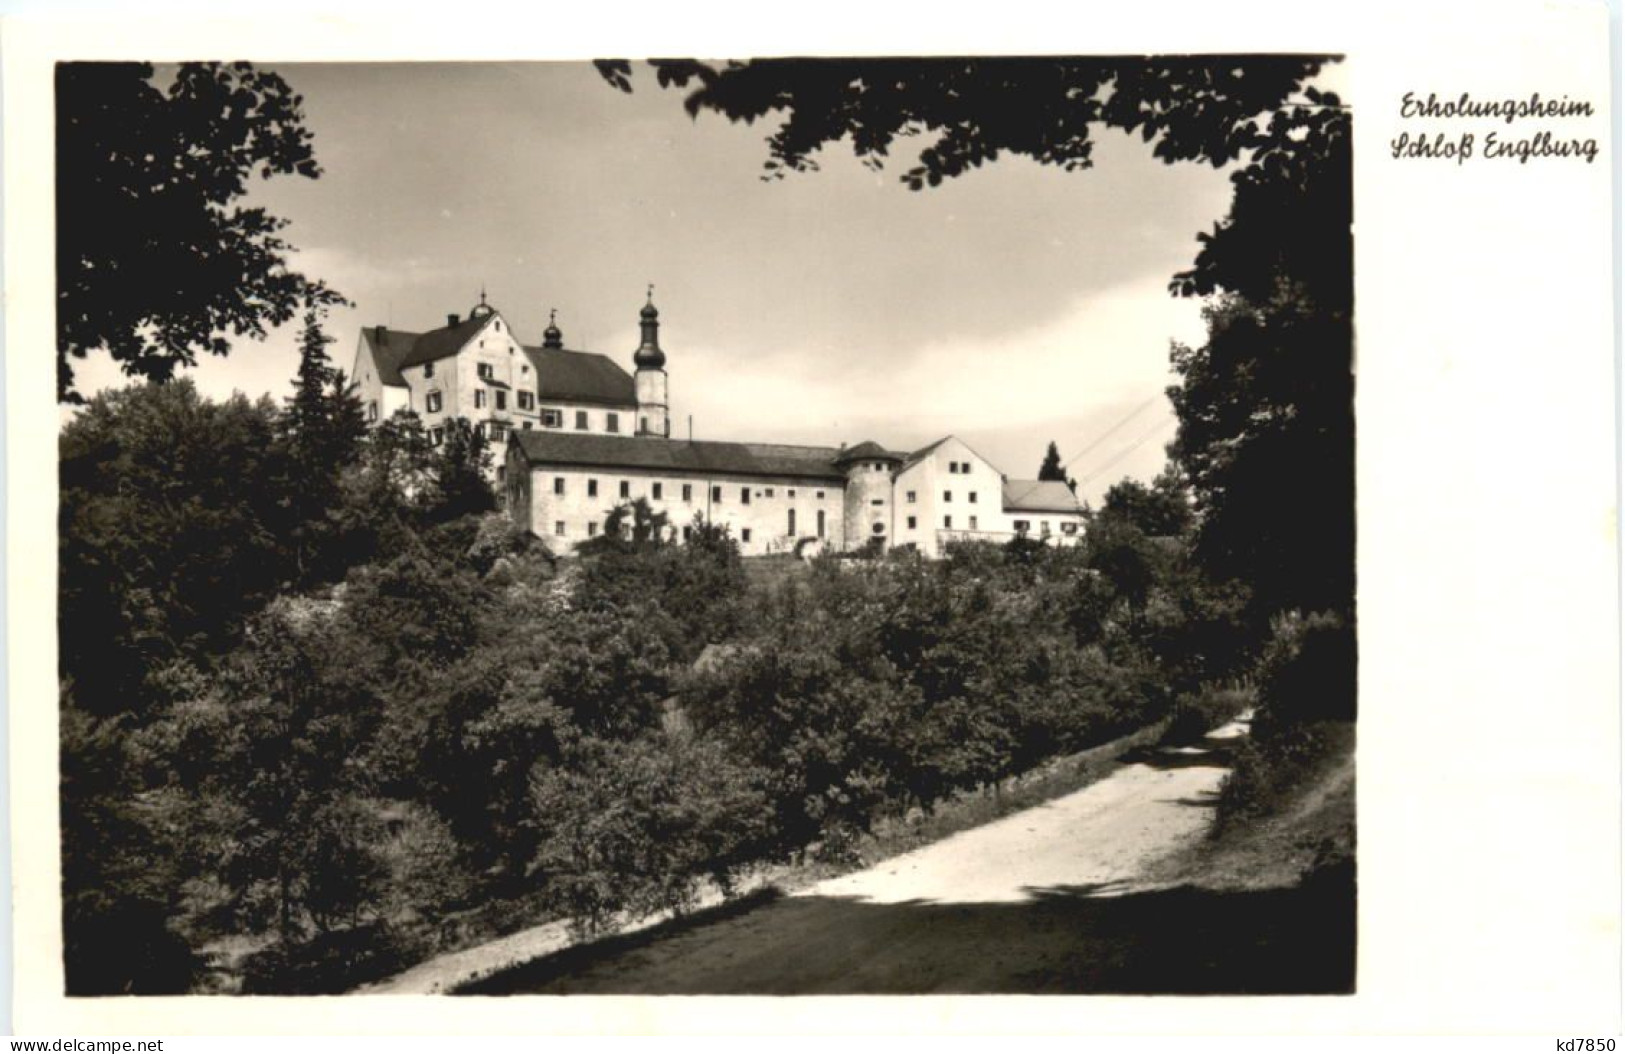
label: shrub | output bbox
[528,733,771,937]
[1160,685,1254,746]
[1253,610,1356,738]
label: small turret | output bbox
[541,308,564,350]
[633,285,670,438]
[633,285,666,370]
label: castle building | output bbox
[353,293,1087,557]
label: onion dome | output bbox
[633,284,666,370]
[541,308,564,350]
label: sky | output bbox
[71,60,1246,503]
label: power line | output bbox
[1074,416,1177,490]
[1061,391,1163,469]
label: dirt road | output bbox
[459,715,1351,995]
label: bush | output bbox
[528,733,772,938]
[1253,611,1356,738]
[1160,685,1254,746]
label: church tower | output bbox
[633,286,670,438]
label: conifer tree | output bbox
[1037,441,1077,494]
[281,307,366,583]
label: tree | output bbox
[595,57,1331,186]
[59,380,291,710]
[424,418,494,523]
[280,309,367,585]
[1097,467,1194,538]
[56,62,344,402]
[1037,441,1077,494]
[1165,89,1353,623]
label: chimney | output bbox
[373,324,388,345]
[447,313,460,328]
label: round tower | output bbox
[633,286,670,438]
[835,441,901,552]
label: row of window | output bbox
[945,460,974,474]
[555,509,826,542]
[551,477,828,504]
[901,489,979,503]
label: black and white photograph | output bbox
[52,53,1355,999]
[3,2,1617,1041]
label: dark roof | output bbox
[511,431,845,481]
[1002,479,1084,514]
[834,440,901,465]
[521,345,636,407]
[360,327,420,387]
[359,316,635,406]
[398,314,495,370]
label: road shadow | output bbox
[458,865,1354,996]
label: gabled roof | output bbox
[358,314,636,407]
[520,346,636,407]
[1002,479,1084,514]
[510,431,845,482]
[398,314,495,370]
[360,326,420,387]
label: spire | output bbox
[541,307,564,350]
[633,285,665,370]
[469,286,494,318]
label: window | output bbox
[487,420,507,440]
[741,488,751,505]
[870,498,883,506]
[575,410,588,430]
[495,321,503,333]
[587,479,598,498]
[764,488,775,498]
[712,486,722,503]
[816,491,825,500]
[969,515,979,530]
[367,401,378,422]
[475,390,487,410]
[682,483,693,502]
[907,516,917,529]
[817,509,825,538]
[640,416,647,433]
[424,361,434,379]
[519,391,535,411]
[553,477,565,495]
[555,522,565,537]
[495,391,507,410]
[1040,520,1051,535]
[872,523,885,535]
[906,490,916,503]
[607,412,620,433]
[652,483,663,500]
[426,392,443,414]
[682,526,693,542]
[787,509,796,536]
[619,481,631,499]
[969,491,978,503]
[741,528,752,543]
[478,362,494,380]
[948,462,958,474]
[943,491,952,502]
[1061,522,1079,535]
[1014,519,1031,533]
[587,522,598,537]
[431,427,445,446]
[522,421,533,430]
[497,465,507,484]
[944,515,953,529]
[788,489,796,499]
[542,409,562,428]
